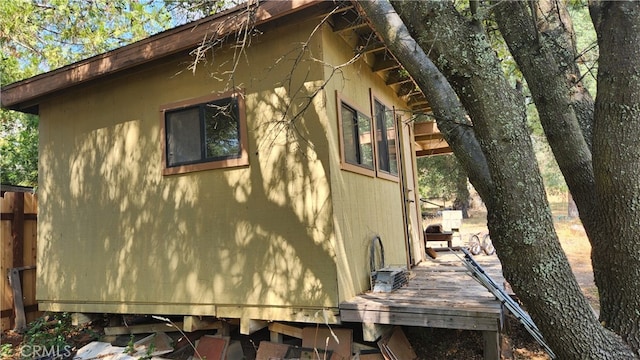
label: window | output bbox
[338,97,375,175]
[161,93,249,175]
[336,91,401,180]
[373,99,398,178]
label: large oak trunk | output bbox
[592,1,640,351]
[494,0,640,352]
[359,1,638,357]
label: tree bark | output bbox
[453,167,470,219]
[591,1,640,352]
[492,0,603,245]
[495,0,640,352]
[352,1,495,203]
[358,1,637,357]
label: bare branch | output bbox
[255,6,362,156]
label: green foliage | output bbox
[165,0,241,24]
[417,154,464,202]
[124,334,136,355]
[23,312,73,350]
[0,111,38,186]
[526,103,567,195]
[1,343,13,358]
[0,0,172,79]
[0,0,173,186]
[141,342,156,360]
[534,136,568,196]
[568,3,598,96]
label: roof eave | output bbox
[0,0,322,113]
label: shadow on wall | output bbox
[36,41,342,314]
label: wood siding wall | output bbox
[29,15,417,321]
[321,25,414,302]
[36,18,339,322]
[1,191,39,331]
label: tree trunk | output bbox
[492,0,604,252]
[453,162,470,218]
[494,0,640,352]
[353,2,496,202]
[358,1,637,357]
[591,1,640,352]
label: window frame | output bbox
[336,92,376,177]
[160,91,249,176]
[370,93,400,182]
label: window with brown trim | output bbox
[338,97,375,175]
[161,92,249,175]
[373,99,399,178]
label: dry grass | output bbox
[554,217,599,312]
[418,197,597,359]
[417,200,597,359]
[454,200,598,311]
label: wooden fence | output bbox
[1,186,40,331]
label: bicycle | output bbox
[468,232,495,255]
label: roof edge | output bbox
[1,0,321,113]
[0,184,36,195]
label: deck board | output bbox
[339,251,507,332]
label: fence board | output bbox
[1,189,39,331]
[1,210,12,331]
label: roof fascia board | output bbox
[1,0,321,112]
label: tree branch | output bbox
[492,0,603,245]
[355,0,495,201]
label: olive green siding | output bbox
[36,19,415,321]
[320,25,410,303]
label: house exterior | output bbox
[1,0,438,329]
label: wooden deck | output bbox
[340,250,507,358]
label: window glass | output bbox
[374,100,398,176]
[387,114,398,175]
[341,106,358,165]
[164,96,244,171]
[341,103,374,169]
[166,107,202,166]
[357,112,374,169]
[204,101,240,159]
